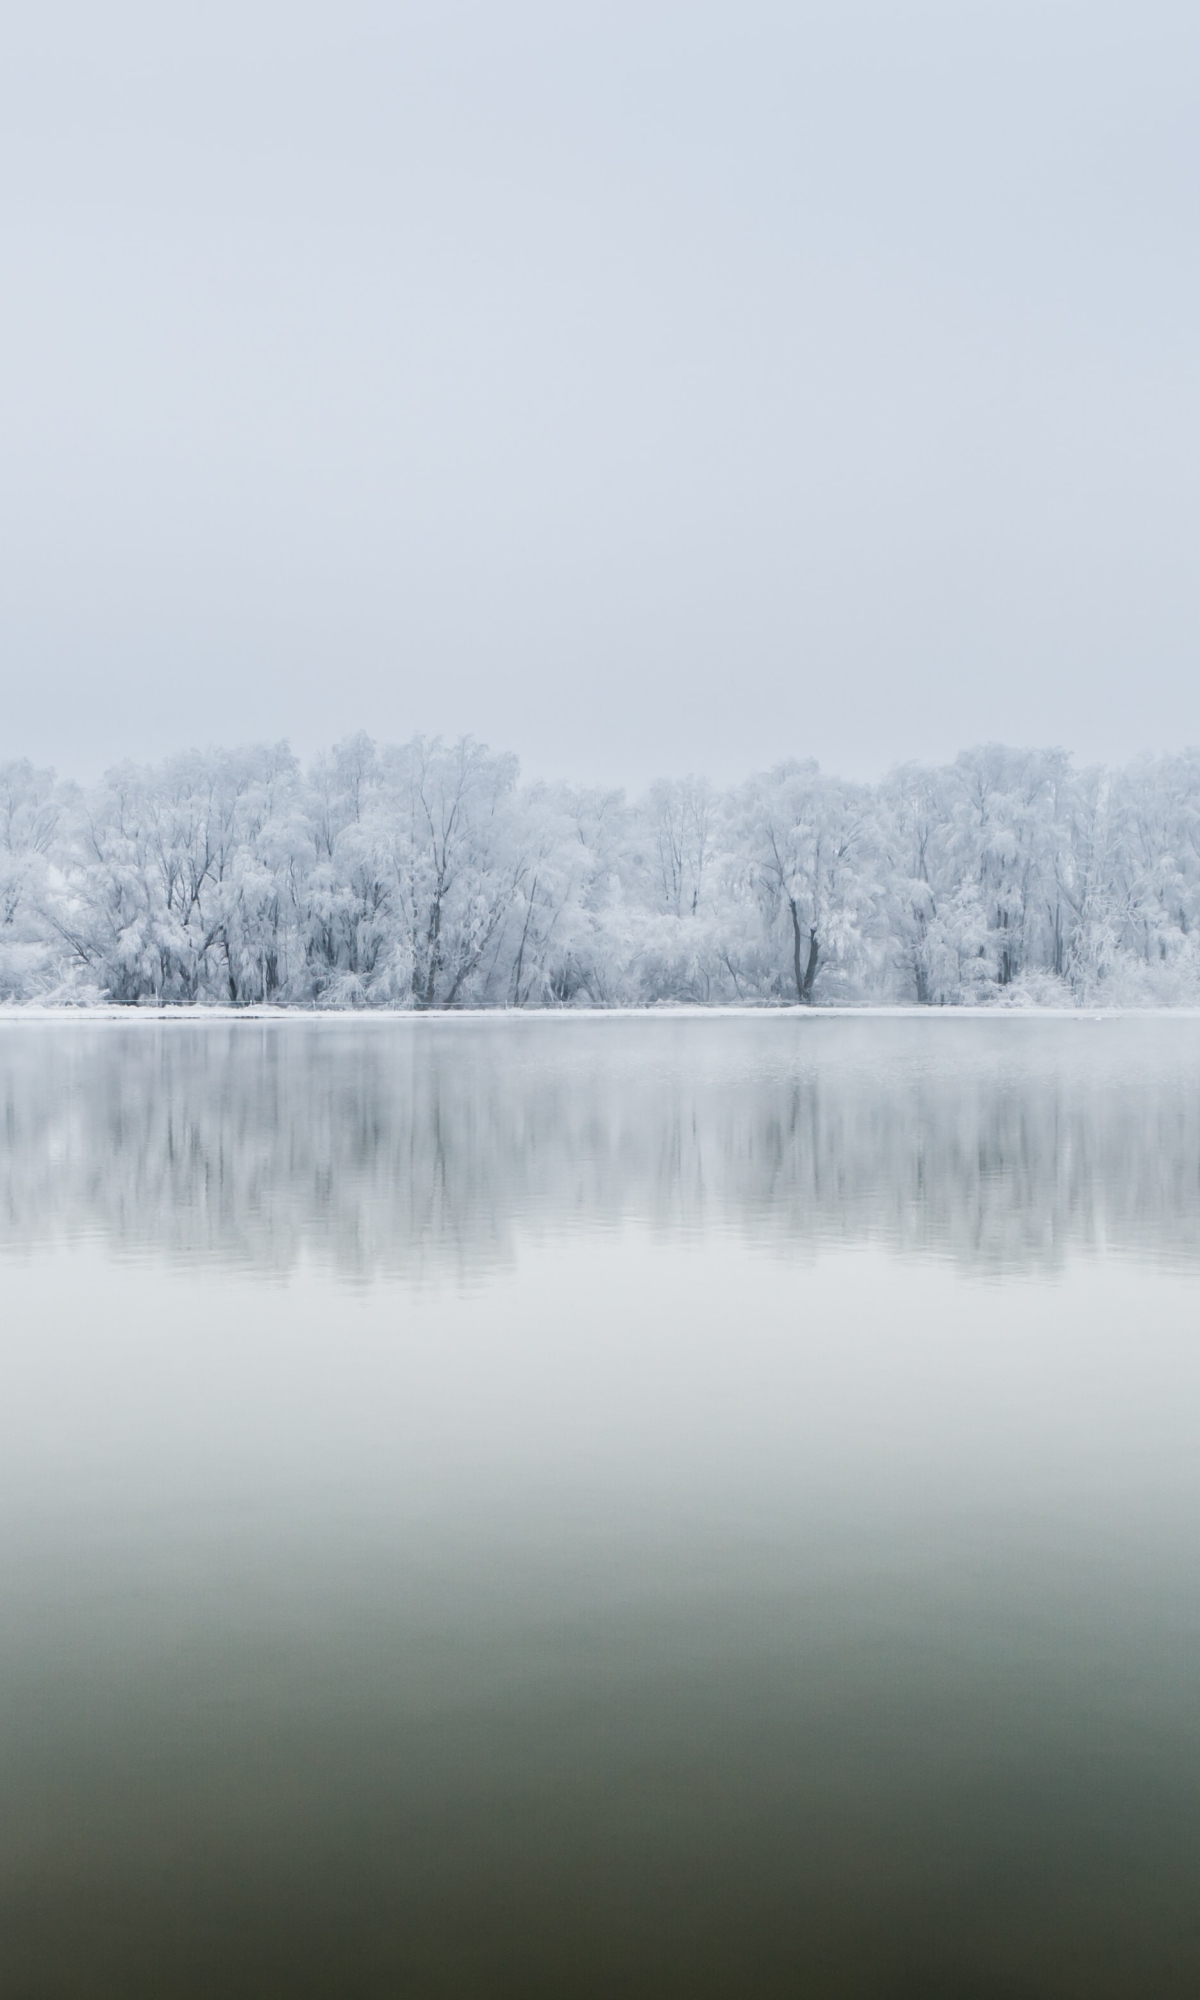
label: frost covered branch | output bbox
[4,737,1200,1007]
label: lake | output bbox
[2,1013,1199,1998]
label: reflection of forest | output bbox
[2,1017,1199,1278]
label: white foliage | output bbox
[9,736,1200,1007]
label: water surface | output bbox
[2,1015,1199,1997]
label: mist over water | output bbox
[4,1013,1200,1273]
[3,1016,1200,1997]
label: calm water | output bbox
[2,1014,1200,1998]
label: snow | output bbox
[5,737,1200,1009]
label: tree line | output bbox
[2,735,1200,1007]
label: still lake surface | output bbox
[2,1013,1200,1998]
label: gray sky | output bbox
[1,1,1198,787]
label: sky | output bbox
[1,0,1198,789]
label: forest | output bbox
[3,735,1200,1008]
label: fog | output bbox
[7,23,1200,1988]
[2,2,1198,784]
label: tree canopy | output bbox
[4,737,1200,1007]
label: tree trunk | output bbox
[801,925,819,1002]
[789,899,820,1004]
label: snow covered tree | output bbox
[3,731,1200,1009]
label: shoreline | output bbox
[3,1003,1200,1025]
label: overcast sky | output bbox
[1,1,1198,787]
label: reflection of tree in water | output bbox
[1,1018,1199,1279]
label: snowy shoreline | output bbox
[3,1003,1200,1025]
